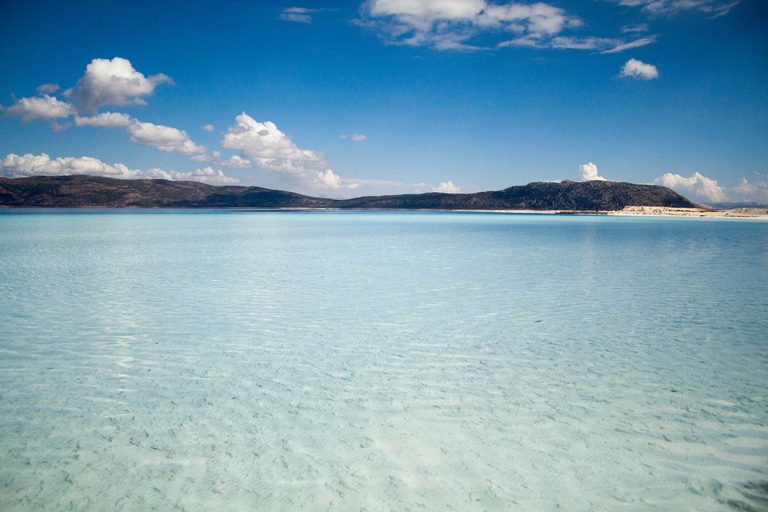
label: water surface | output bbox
[0,210,766,511]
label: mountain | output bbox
[0,175,698,210]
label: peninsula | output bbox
[1,175,699,211]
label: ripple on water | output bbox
[0,211,767,511]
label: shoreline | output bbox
[456,206,768,219]
[1,205,767,219]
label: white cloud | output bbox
[621,23,649,33]
[341,133,368,142]
[1,152,135,179]
[433,181,461,193]
[1,152,238,185]
[729,174,768,204]
[67,57,173,113]
[364,0,582,50]
[218,113,455,196]
[500,34,655,53]
[36,83,60,95]
[220,113,364,192]
[654,171,726,202]
[218,154,252,168]
[128,121,206,154]
[280,7,320,23]
[614,0,739,18]
[74,112,134,127]
[601,36,656,54]
[72,112,206,156]
[620,58,659,79]
[4,95,74,123]
[187,166,239,185]
[221,113,328,174]
[314,169,359,190]
[579,162,607,181]
[202,123,215,132]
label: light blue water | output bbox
[0,210,766,511]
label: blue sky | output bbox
[1,0,766,202]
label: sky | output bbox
[1,0,767,203]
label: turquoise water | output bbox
[0,210,766,511]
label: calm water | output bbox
[0,210,766,511]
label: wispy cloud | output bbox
[601,36,657,54]
[35,83,60,95]
[362,0,582,51]
[501,34,656,53]
[360,0,660,53]
[611,0,740,18]
[341,133,367,142]
[280,7,325,24]
[621,23,649,33]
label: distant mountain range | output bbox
[0,175,698,210]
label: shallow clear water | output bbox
[0,210,766,511]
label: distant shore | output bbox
[457,206,768,219]
[606,206,768,219]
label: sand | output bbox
[455,206,768,218]
[607,206,768,218]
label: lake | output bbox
[0,210,766,511]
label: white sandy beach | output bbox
[457,206,768,219]
[607,206,768,218]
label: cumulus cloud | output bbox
[280,7,321,23]
[221,113,328,174]
[74,112,133,127]
[341,133,368,142]
[67,57,173,113]
[36,83,60,95]
[731,174,768,203]
[612,0,740,18]
[1,152,237,185]
[579,162,607,181]
[313,169,359,190]
[654,172,726,202]
[2,152,136,179]
[202,124,215,132]
[128,121,206,154]
[620,58,659,79]
[72,112,206,156]
[433,181,461,193]
[220,113,364,192]
[217,113,456,196]
[4,95,74,123]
